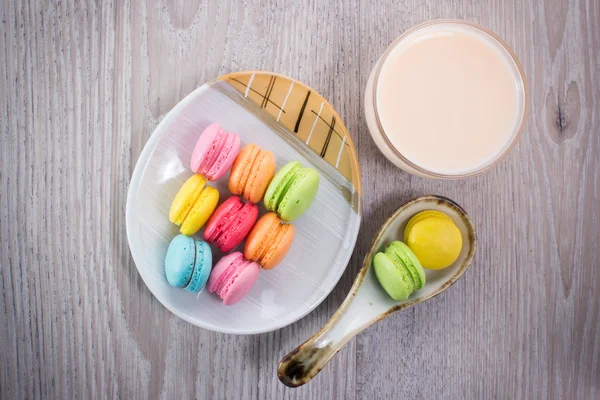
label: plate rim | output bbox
[126,71,363,334]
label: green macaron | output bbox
[373,241,426,300]
[264,161,320,222]
[385,241,426,290]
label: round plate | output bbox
[126,71,362,334]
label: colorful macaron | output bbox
[204,196,259,252]
[208,252,260,305]
[373,241,426,301]
[229,144,276,204]
[404,210,462,270]
[169,174,219,235]
[165,234,213,293]
[264,161,320,222]
[244,212,295,270]
[190,123,240,181]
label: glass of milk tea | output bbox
[365,20,528,178]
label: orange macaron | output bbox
[229,144,276,204]
[244,212,294,270]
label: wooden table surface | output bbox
[1,0,599,399]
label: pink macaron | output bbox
[190,123,241,181]
[204,196,258,252]
[208,252,260,305]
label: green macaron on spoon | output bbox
[380,241,427,292]
[278,195,477,387]
[373,241,428,300]
[264,161,320,222]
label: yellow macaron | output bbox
[169,174,219,236]
[404,210,462,270]
[403,210,453,243]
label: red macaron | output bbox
[204,196,258,252]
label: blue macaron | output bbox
[165,234,212,293]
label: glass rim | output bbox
[371,19,529,179]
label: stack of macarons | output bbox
[206,142,277,304]
[165,123,241,295]
[164,122,320,305]
[168,123,240,237]
[373,210,463,301]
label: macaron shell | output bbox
[186,240,212,293]
[190,123,221,174]
[164,234,196,287]
[169,174,207,225]
[406,218,462,270]
[179,185,219,235]
[264,161,301,211]
[278,167,319,222]
[404,210,454,243]
[373,252,413,301]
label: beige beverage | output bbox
[365,20,527,178]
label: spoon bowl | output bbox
[278,195,476,387]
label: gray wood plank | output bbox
[0,0,598,399]
[355,0,600,399]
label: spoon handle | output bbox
[278,263,393,387]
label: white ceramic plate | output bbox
[126,72,362,334]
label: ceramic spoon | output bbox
[278,195,477,387]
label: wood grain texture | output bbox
[0,0,598,399]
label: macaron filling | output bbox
[386,242,424,289]
[214,202,255,250]
[262,222,292,266]
[210,253,247,297]
[205,132,237,180]
[243,152,265,201]
[184,240,205,292]
[254,216,282,262]
[387,252,415,293]
[205,197,244,244]
[170,175,207,225]
[237,145,260,195]
[266,162,301,211]
[277,168,309,210]
[220,260,252,300]
[198,127,226,178]
[179,185,218,234]
[213,261,240,297]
